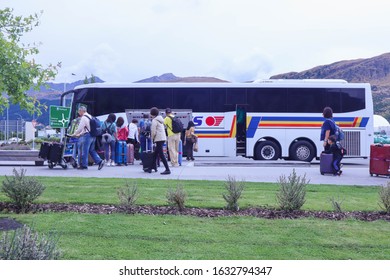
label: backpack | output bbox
[336,142,347,156]
[330,119,345,141]
[140,119,151,137]
[101,122,113,144]
[168,116,184,134]
[85,115,102,137]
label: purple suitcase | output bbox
[320,153,334,175]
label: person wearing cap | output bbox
[164,108,180,167]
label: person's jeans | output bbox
[78,133,102,167]
[104,141,116,161]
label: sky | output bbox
[2,0,390,83]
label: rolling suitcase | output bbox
[127,143,134,165]
[369,144,390,177]
[142,151,157,172]
[320,153,334,175]
[115,141,127,165]
[39,142,51,160]
[49,142,64,164]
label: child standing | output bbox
[323,135,344,175]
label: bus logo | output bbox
[194,116,224,127]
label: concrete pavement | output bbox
[0,157,388,186]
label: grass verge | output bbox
[1,212,389,260]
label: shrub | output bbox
[117,181,138,209]
[222,175,245,211]
[0,225,61,260]
[166,185,187,211]
[1,168,46,213]
[378,182,390,213]
[276,169,309,211]
[330,196,344,212]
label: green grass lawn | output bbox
[1,176,389,260]
[0,177,384,211]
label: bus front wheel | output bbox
[290,140,315,162]
[255,141,280,160]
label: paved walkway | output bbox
[0,157,387,186]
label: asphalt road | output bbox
[0,157,388,186]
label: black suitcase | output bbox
[49,142,64,164]
[38,142,51,160]
[142,151,157,172]
[320,153,335,175]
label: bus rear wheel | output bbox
[290,140,315,162]
[255,141,280,160]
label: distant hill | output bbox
[271,52,390,121]
[135,73,229,83]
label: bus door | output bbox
[236,105,248,156]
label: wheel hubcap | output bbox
[261,145,275,160]
[296,146,310,160]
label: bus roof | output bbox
[73,80,370,90]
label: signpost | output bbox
[49,106,71,128]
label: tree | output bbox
[0,7,59,116]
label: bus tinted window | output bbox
[135,88,172,109]
[91,88,134,115]
[287,88,326,113]
[226,88,246,106]
[247,88,287,112]
[340,88,365,112]
[210,88,227,112]
[173,88,210,111]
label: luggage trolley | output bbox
[38,140,68,169]
[38,114,81,169]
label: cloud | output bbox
[212,51,273,82]
[56,43,121,82]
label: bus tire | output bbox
[255,141,280,160]
[290,140,315,162]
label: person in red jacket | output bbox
[116,117,129,141]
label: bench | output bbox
[0,150,44,166]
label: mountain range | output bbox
[271,52,390,121]
[4,52,390,124]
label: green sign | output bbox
[50,105,71,128]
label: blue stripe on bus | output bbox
[246,117,261,138]
[359,117,369,127]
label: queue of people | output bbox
[69,107,197,174]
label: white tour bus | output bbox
[61,80,374,162]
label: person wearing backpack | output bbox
[164,108,182,167]
[73,106,105,170]
[101,113,117,166]
[320,107,336,151]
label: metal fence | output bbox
[0,119,26,143]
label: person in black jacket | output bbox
[322,135,344,176]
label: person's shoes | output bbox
[191,157,195,161]
[144,168,152,173]
[98,160,105,170]
[161,170,171,175]
[186,157,190,161]
[111,161,116,167]
[77,166,88,170]
[337,170,343,176]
